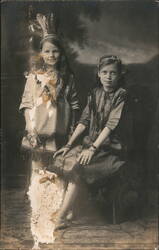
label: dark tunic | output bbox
[79,86,126,148]
[51,86,127,184]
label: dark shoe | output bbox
[54,220,70,231]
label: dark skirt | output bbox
[48,145,125,184]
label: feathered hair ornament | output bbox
[27,6,69,81]
[28,6,59,46]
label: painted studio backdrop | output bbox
[2,0,158,187]
[1,1,159,249]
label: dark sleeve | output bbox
[68,75,80,110]
[78,95,91,127]
[19,74,34,112]
[106,90,127,131]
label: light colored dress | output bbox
[20,71,79,248]
[20,71,79,151]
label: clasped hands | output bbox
[53,144,96,165]
[27,131,40,148]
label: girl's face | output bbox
[98,63,120,91]
[41,41,60,67]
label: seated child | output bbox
[52,55,127,230]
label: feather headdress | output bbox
[28,7,58,45]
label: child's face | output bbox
[98,63,120,91]
[41,41,60,67]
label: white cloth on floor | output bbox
[27,170,65,246]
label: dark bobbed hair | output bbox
[98,55,122,72]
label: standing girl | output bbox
[19,13,79,247]
[53,55,127,230]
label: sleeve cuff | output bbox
[78,120,89,127]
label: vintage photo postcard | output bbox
[1,0,158,249]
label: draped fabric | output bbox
[27,170,65,247]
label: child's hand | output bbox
[39,171,57,184]
[77,148,95,165]
[27,133,38,148]
[53,144,71,158]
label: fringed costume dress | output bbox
[20,71,79,246]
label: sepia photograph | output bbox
[1,0,159,249]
